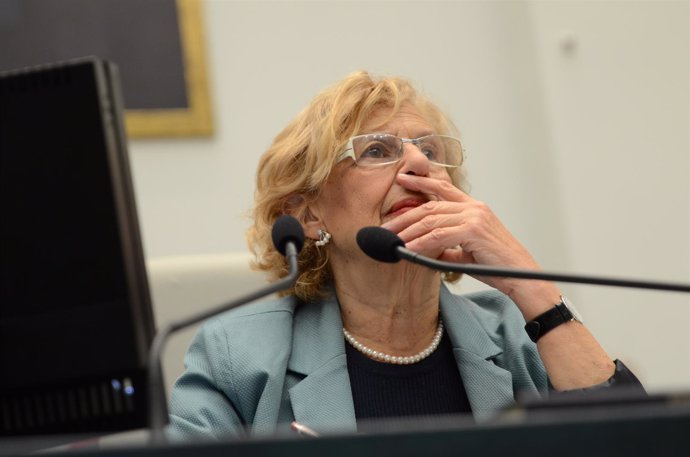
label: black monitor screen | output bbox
[0,58,154,437]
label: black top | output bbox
[345,331,472,421]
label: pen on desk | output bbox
[291,421,320,437]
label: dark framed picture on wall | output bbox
[0,0,213,138]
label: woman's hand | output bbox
[382,174,616,390]
[381,173,555,309]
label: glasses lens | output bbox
[348,134,464,168]
[352,134,401,166]
[418,135,463,167]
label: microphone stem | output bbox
[398,247,690,293]
[148,243,300,443]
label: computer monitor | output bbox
[0,57,155,437]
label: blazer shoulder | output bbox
[195,294,300,356]
[171,294,299,438]
[210,294,299,324]
[459,288,524,327]
[449,287,534,353]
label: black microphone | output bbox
[272,214,305,255]
[356,226,690,293]
[148,215,305,443]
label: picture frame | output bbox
[125,0,213,138]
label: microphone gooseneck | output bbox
[356,226,690,293]
[148,216,304,443]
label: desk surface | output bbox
[2,399,689,457]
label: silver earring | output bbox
[315,229,331,247]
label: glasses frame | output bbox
[336,133,464,168]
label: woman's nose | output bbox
[397,143,430,177]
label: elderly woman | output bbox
[168,71,640,440]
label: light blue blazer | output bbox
[167,285,548,441]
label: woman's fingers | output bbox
[396,173,470,202]
[439,247,474,265]
[382,201,467,238]
[381,174,539,272]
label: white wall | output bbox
[131,1,689,392]
[530,0,690,391]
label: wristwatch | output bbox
[524,295,583,343]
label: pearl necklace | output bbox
[343,319,444,365]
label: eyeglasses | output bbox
[337,133,464,168]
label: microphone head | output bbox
[356,227,404,263]
[272,215,305,256]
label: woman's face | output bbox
[307,104,454,263]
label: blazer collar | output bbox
[285,285,516,432]
[440,285,515,420]
[287,289,357,434]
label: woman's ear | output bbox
[302,216,322,241]
[282,194,322,241]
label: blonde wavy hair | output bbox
[247,71,466,301]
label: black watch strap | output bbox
[524,302,574,343]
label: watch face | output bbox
[562,296,584,323]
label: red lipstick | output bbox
[386,198,426,218]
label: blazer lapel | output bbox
[441,286,515,421]
[287,291,357,434]
[285,285,516,430]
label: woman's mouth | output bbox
[385,198,426,218]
